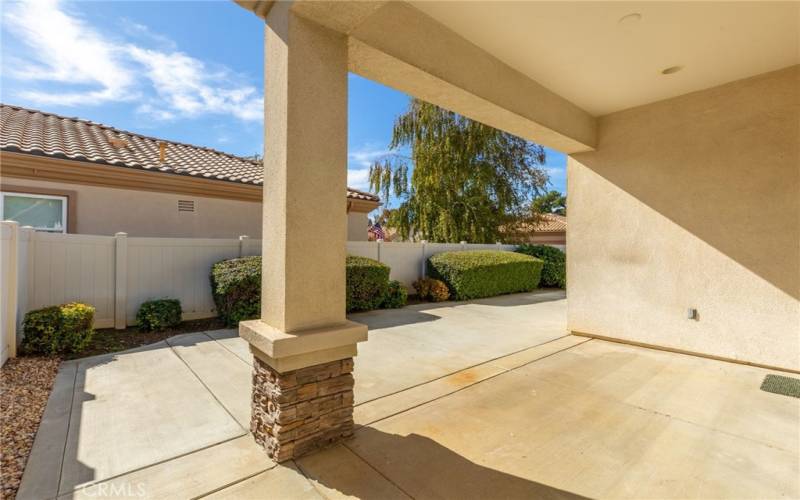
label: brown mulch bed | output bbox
[63,317,228,360]
[1,356,61,499]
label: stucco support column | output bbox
[239,2,367,462]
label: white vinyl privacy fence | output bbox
[1,222,19,365]
[0,220,563,363]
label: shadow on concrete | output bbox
[305,427,587,500]
[33,335,247,498]
[204,328,239,340]
[65,338,174,369]
[468,289,566,307]
[53,341,172,495]
[19,343,180,498]
[61,385,98,493]
[349,290,566,329]
[410,289,566,311]
[349,308,441,329]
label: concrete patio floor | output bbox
[18,290,800,499]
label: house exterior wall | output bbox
[516,232,566,246]
[0,177,373,240]
[347,212,369,241]
[568,66,800,371]
[533,233,566,245]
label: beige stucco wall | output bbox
[0,177,372,240]
[516,232,566,246]
[568,66,800,371]
[347,212,369,241]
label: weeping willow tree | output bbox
[369,99,549,243]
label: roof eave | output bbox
[234,0,276,20]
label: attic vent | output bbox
[178,200,195,213]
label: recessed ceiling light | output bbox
[618,13,642,26]
[661,65,684,75]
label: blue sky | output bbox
[0,0,566,205]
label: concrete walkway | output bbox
[18,290,800,499]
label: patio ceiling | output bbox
[236,0,597,153]
[236,1,798,151]
[412,1,800,116]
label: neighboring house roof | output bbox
[345,187,380,202]
[500,214,567,238]
[496,213,566,244]
[0,103,379,203]
[531,213,566,233]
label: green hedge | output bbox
[346,255,390,312]
[381,280,408,309]
[515,244,566,288]
[427,251,543,300]
[210,256,262,326]
[210,255,399,324]
[137,299,182,332]
[21,302,95,355]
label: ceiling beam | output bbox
[234,0,596,153]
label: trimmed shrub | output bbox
[427,250,543,300]
[136,299,182,332]
[412,277,450,302]
[346,255,390,312]
[515,244,566,288]
[22,302,95,355]
[210,255,396,323]
[381,280,408,309]
[210,256,262,326]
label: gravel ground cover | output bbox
[1,356,61,499]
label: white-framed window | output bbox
[0,192,68,233]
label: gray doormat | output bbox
[760,374,800,398]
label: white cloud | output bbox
[128,46,262,122]
[121,19,177,51]
[3,0,262,121]
[348,146,391,169]
[347,145,389,190]
[135,103,175,121]
[347,168,371,191]
[3,0,134,105]
[545,166,566,179]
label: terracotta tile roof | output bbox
[532,213,567,232]
[0,103,379,203]
[345,187,380,201]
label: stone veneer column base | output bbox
[250,356,355,462]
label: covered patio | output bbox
[222,0,797,471]
[12,1,798,498]
[18,291,800,499]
